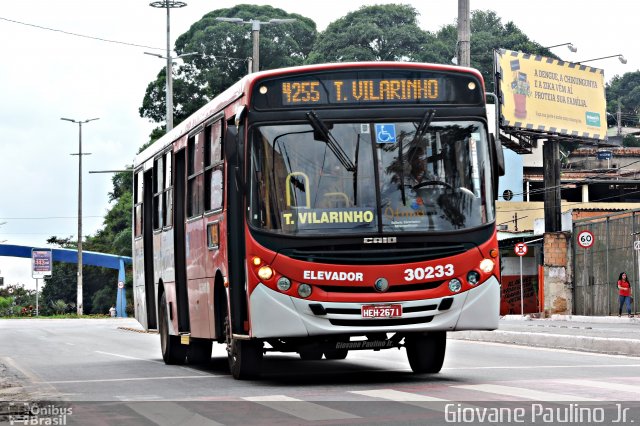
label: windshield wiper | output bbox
[399,109,436,205]
[306,111,356,172]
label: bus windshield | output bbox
[249,119,494,235]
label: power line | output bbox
[0,16,164,51]
[0,216,103,220]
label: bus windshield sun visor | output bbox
[305,111,356,172]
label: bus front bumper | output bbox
[248,277,500,338]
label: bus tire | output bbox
[228,338,263,379]
[188,339,212,365]
[225,316,262,379]
[405,331,446,374]
[299,349,323,360]
[159,292,187,365]
[324,349,348,360]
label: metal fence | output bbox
[573,209,640,315]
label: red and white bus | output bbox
[133,62,505,379]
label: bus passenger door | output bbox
[143,170,157,329]
[174,149,191,333]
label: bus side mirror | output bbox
[492,134,505,177]
[491,133,505,200]
[224,125,238,163]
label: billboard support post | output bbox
[543,140,562,232]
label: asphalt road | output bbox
[2,318,640,425]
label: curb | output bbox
[450,330,640,357]
[500,314,639,324]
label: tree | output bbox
[606,71,640,128]
[428,11,559,93]
[139,4,317,127]
[307,4,429,63]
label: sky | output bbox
[0,0,638,289]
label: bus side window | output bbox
[205,119,224,212]
[164,151,173,227]
[134,171,143,237]
[153,156,164,230]
[187,133,205,217]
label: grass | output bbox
[0,314,114,319]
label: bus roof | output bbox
[134,61,485,166]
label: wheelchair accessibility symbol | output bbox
[375,124,396,144]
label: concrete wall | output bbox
[543,232,573,315]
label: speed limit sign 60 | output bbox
[577,230,594,249]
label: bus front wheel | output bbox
[225,317,263,379]
[405,331,446,374]
[159,292,187,365]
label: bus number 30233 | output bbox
[404,264,454,281]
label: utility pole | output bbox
[61,117,100,315]
[150,0,187,131]
[543,140,562,232]
[457,0,471,67]
[617,100,622,136]
[216,17,296,74]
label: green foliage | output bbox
[307,4,428,63]
[91,285,116,315]
[139,4,317,127]
[0,296,12,316]
[606,71,640,128]
[51,299,70,315]
[428,10,559,93]
[42,264,77,314]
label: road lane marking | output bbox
[94,350,210,375]
[127,402,224,425]
[452,384,597,401]
[556,379,640,394]
[350,389,447,402]
[243,395,359,421]
[350,389,453,412]
[444,364,640,370]
[453,339,640,360]
[38,375,217,384]
[94,350,165,364]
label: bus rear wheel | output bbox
[225,317,263,379]
[405,331,446,374]
[159,292,187,365]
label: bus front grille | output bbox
[280,243,468,265]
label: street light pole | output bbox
[576,54,627,64]
[215,17,296,73]
[150,0,187,131]
[544,42,577,52]
[61,117,99,316]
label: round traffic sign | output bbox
[117,281,124,289]
[515,242,528,256]
[577,230,595,249]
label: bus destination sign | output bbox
[282,78,441,105]
[253,69,482,109]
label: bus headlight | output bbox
[257,265,274,281]
[467,271,481,285]
[298,283,312,298]
[277,277,292,291]
[448,278,462,293]
[479,259,494,273]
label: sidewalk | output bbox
[451,314,640,356]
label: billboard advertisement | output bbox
[495,49,607,141]
[32,248,53,279]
